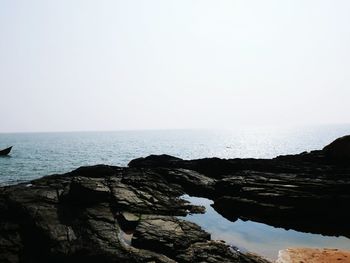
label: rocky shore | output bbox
[1,135,350,262]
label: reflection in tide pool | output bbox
[180,195,350,261]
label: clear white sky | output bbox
[1,0,350,132]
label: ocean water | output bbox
[1,125,350,259]
[1,125,350,185]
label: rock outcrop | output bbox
[130,139,350,238]
[323,135,350,162]
[1,136,350,262]
[0,166,268,263]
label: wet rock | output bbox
[177,241,271,263]
[121,211,140,222]
[129,136,350,238]
[211,169,350,237]
[116,211,140,232]
[156,168,216,198]
[67,176,110,204]
[132,216,266,263]
[0,164,266,262]
[132,216,210,257]
[1,135,350,262]
[108,169,200,215]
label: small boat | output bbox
[0,146,13,156]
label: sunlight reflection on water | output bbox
[1,125,350,185]
[180,195,350,261]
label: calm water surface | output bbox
[181,195,350,261]
[1,125,350,260]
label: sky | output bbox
[1,0,350,132]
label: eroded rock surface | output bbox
[129,138,350,238]
[0,166,267,263]
[1,136,350,262]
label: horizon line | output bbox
[1,122,350,134]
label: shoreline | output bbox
[277,248,350,263]
[1,135,350,262]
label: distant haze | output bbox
[1,0,350,132]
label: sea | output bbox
[1,124,350,260]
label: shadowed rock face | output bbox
[323,135,350,162]
[0,166,268,263]
[1,136,349,262]
[129,138,350,238]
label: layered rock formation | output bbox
[0,166,268,263]
[1,135,350,262]
[130,136,350,238]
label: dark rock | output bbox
[129,154,328,178]
[129,136,350,238]
[177,241,271,263]
[129,155,276,178]
[66,176,110,204]
[1,135,350,262]
[116,211,140,233]
[210,169,350,237]
[129,154,182,168]
[132,216,269,263]
[323,135,350,162]
[155,168,216,198]
[71,164,121,178]
[132,215,210,257]
[0,222,23,263]
[108,168,199,215]
[0,164,265,262]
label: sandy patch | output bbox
[276,248,350,263]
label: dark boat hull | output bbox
[0,146,12,156]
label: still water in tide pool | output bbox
[181,195,350,261]
[1,125,350,260]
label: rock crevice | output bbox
[1,136,350,262]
